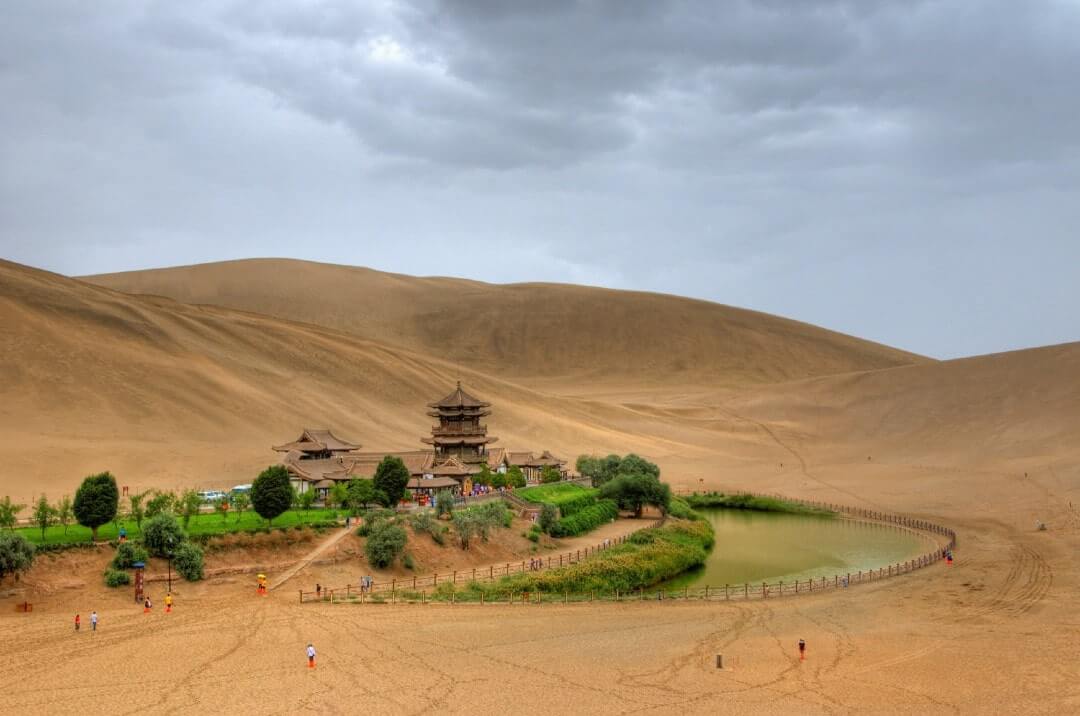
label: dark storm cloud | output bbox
[2,0,1078,358]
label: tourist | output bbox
[165,593,173,613]
[74,613,80,632]
[798,639,806,661]
[90,611,98,632]
[118,526,127,543]
[144,596,152,613]
[307,643,317,669]
[316,583,322,598]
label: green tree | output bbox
[111,541,149,570]
[231,492,250,523]
[596,454,623,487]
[214,498,229,523]
[540,466,562,484]
[32,494,56,542]
[145,490,176,519]
[73,472,119,541]
[251,465,292,526]
[142,513,184,558]
[451,511,479,549]
[617,454,660,480]
[435,489,454,518]
[476,464,494,487]
[373,456,410,506]
[179,489,202,529]
[364,521,407,568]
[576,455,601,483]
[598,472,671,518]
[329,482,350,511]
[0,533,35,583]
[127,491,147,529]
[297,488,317,522]
[55,495,74,535]
[506,466,526,489]
[538,503,559,534]
[490,470,508,489]
[347,479,383,511]
[0,496,26,532]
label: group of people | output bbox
[527,557,544,571]
[73,611,99,632]
[141,592,174,613]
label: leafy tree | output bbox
[576,455,601,483]
[596,454,624,487]
[347,479,383,511]
[435,489,454,518]
[173,542,205,581]
[490,471,508,489]
[251,465,292,526]
[231,492,250,523]
[127,491,147,529]
[55,495,74,535]
[179,489,202,529]
[507,466,526,489]
[373,456,410,506]
[73,472,119,541]
[364,521,407,568]
[451,511,479,549]
[598,472,671,518]
[538,503,559,535]
[0,496,25,532]
[617,454,661,480]
[540,466,562,484]
[32,494,56,541]
[329,482,350,511]
[475,464,494,487]
[0,533,35,583]
[145,490,176,519]
[142,513,184,558]
[297,488,317,522]
[214,498,229,523]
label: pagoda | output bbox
[422,381,498,468]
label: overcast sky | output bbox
[2,1,1078,359]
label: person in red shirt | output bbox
[74,613,81,632]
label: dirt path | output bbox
[268,525,351,591]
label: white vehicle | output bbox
[231,484,252,495]
[199,490,227,502]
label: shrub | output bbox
[540,466,562,484]
[553,493,596,518]
[365,522,407,568]
[538,504,558,534]
[173,542,205,581]
[507,466,526,488]
[103,568,131,587]
[142,513,185,558]
[0,532,35,581]
[111,542,149,570]
[252,465,292,525]
[145,490,176,519]
[527,531,540,543]
[179,488,202,529]
[347,479,386,511]
[73,472,119,541]
[435,489,454,518]
[667,496,702,521]
[0,496,26,531]
[551,499,618,537]
[403,553,415,570]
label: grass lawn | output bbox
[516,483,596,505]
[16,508,343,545]
[683,492,834,516]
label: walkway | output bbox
[268,524,352,591]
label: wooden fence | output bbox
[300,492,956,606]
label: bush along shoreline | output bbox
[683,492,834,517]
[409,518,715,601]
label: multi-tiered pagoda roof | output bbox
[421,381,498,460]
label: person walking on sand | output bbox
[798,639,806,661]
[165,593,173,613]
[144,596,152,614]
[307,643,316,669]
[74,613,81,632]
[90,611,98,632]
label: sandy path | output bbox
[268,525,351,591]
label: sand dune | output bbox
[3,256,1080,712]
[84,258,929,391]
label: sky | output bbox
[2,1,1078,360]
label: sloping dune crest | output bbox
[84,258,930,390]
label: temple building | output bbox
[278,384,568,500]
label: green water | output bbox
[662,509,931,589]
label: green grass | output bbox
[683,492,833,516]
[516,483,596,505]
[15,508,343,546]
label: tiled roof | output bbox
[427,381,491,409]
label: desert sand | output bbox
[2,258,1079,713]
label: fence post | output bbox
[762,582,766,599]
[796,580,799,593]
[779,580,783,596]
[705,585,709,600]
[413,576,417,588]
[454,570,457,583]
[480,592,484,606]
[299,590,303,603]
[744,583,748,598]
